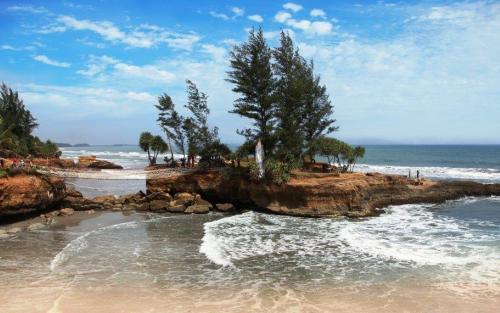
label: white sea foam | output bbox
[200,200,500,287]
[50,221,139,271]
[356,163,500,182]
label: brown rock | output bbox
[146,191,172,202]
[86,209,96,214]
[173,192,194,206]
[60,208,75,216]
[136,202,150,211]
[146,169,500,218]
[149,200,170,212]
[185,204,210,214]
[167,204,186,213]
[215,203,235,212]
[93,195,116,204]
[78,156,123,169]
[0,173,66,218]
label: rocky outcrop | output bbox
[146,170,500,218]
[0,173,66,220]
[78,156,123,169]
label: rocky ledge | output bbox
[0,173,66,221]
[146,170,500,217]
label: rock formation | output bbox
[147,170,500,217]
[0,173,66,220]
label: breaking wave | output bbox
[356,163,500,182]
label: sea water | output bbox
[0,145,498,312]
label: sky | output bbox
[0,0,499,145]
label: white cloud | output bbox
[283,2,303,13]
[0,45,16,50]
[54,16,200,50]
[310,9,326,18]
[33,55,71,68]
[279,17,334,35]
[248,14,264,23]
[20,84,157,117]
[308,21,333,35]
[231,7,245,18]
[7,5,48,14]
[78,55,175,83]
[275,11,292,23]
[293,2,500,142]
[202,44,226,62]
[210,11,230,20]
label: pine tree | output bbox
[301,60,338,161]
[272,31,306,162]
[226,28,276,156]
[185,80,218,150]
[156,94,186,160]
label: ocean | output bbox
[0,145,499,312]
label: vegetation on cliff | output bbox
[144,28,363,182]
[0,83,60,158]
[227,29,338,164]
[139,132,169,166]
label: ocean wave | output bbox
[200,199,500,287]
[356,163,500,182]
[49,220,139,271]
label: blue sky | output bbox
[1,0,499,145]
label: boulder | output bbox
[173,192,195,206]
[215,203,235,212]
[60,208,74,216]
[167,204,186,213]
[0,173,66,219]
[193,198,213,209]
[93,195,116,204]
[146,192,172,202]
[149,200,170,212]
[136,202,150,211]
[78,156,123,170]
[185,204,210,214]
[86,209,96,215]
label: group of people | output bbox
[0,158,33,169]
[408,169,422,182]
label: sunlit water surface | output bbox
[1,197,499,312]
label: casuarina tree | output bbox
[226,28,276,157]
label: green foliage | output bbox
[156,94,185,160]
[264,159,291,185]
[155,80,221,168]
[199,141,231,167]
[312,137,365,172]
[247,158,293,185]
[0,83,59,157]
[139,132,154,165]
[150,135,169,165]
[138,132,169,166]
[226,28,276,157]
[226,30,337,164]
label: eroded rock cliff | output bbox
[0,173,66,220]
[146,170,500,217]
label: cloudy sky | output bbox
[1,0,499,145]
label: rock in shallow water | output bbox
[185,204,210,214]
[60,208,75,216]
[215,203,235,212]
